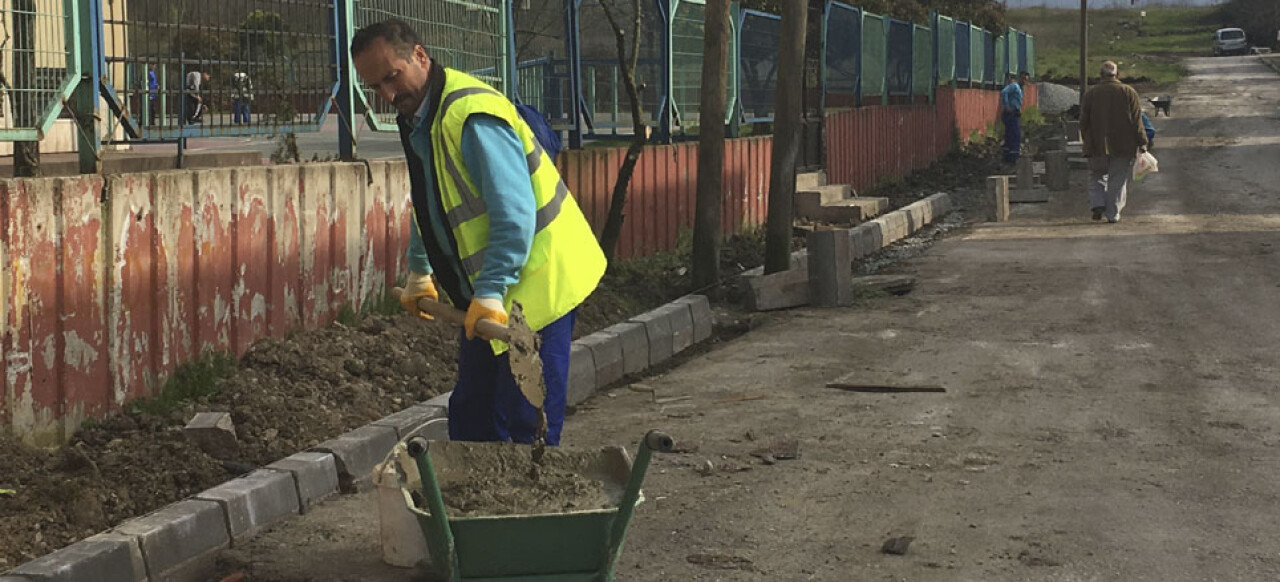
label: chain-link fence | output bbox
[0,0,77,140]
[3,0,1037,155]
[824,1,860,108]
[860,12,884,100]
[885,18,911,98]
[670,0,735,131]
[354,0,508,130]
[936,15,954,85]
[103,0,334,139]
[738,8,779,123]
[912,24,931,99]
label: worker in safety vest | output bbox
[350,20,606,445]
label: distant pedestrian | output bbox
[1080,61,1147,224]
[184,70,209,124]
[231,71,254,125]
[1000,71,1029,164]
[147,64,159,126]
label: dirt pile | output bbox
[430,446,619,517]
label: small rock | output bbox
[882,536,915,556]
[262,428,279,442]
[696,460,715,476]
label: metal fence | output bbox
[738,9,779,123]
[0,0,77,141]
[102,0,337,140]
[12,0,1035,167]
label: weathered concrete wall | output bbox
[1,162,410,445]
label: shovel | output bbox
[390,288,551,467]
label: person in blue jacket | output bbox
[350,20,606,445]
[1000,71,1030,164]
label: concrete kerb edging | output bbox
[4,294,717,581]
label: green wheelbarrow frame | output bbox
[403,431,675,582]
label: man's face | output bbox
[353,38,431,118]
[202,72,210,83]
[1019,74,1030,86]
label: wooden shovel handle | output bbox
[391,287,512,342]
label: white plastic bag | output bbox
[1134,151,1159,181]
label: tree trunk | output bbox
[597,0,647,263]
[764,0,809,274]
[691,0,731,289]
[13,0,40,177]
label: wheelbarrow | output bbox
[401,430,675,581]
[1149,96,1172,117]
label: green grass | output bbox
[127,351,237,417]
[1009,6,1222,86]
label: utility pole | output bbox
[1080,0,1088,100]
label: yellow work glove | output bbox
[464,297,508,340]
[400,271,438,321]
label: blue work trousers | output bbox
[448,309,576,445]
[1003,111,1022,164]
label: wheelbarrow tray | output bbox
[403,440,643,581]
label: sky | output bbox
[1005,0,1224,7]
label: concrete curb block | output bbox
[672,295,713,343]
[111,499,229,581]
[194,469,300,543]
[846,193,951,259]
[577,330,625,388]
[312,424,399,493]
[601,322,649,376]
[566,343,597,406]
[370,403,448,439]
[7,533,146,582]
[266,452,340,513]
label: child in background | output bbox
[1141,111,1156,151]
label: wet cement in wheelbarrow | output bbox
[428,447,622,517]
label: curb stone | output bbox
[194,469,300,543]
[266,452,340,513]
[566,342,597,406]
[629,309,674,366]
[111,499,229,582]
[312,424,399,493]
[7,533,145,582]
[601,322,649,376]
[577,330,625,388]
[371,403,448,439]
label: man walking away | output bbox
[232,71,253,125]
[184,70,209,124]
[1080,61,1147,224]
[350,20,606,445]
[1000,72,1026,164]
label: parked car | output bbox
[1213,28,1248,56]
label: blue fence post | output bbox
[657,0,672,143]
[566,0,584,149]
[76,0,103,173]
[506,0,519,102]
[336,0,356,160]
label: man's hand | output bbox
[464,297,508,340]
[400,271,438,321]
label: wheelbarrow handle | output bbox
[604,430,678,573]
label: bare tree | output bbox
[596,0,648,263]
[763,0,808,273]
[691,0,731,289]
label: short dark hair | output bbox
[351,19,422,60]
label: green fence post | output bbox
[337,0,357,160]
[76,0,101,173]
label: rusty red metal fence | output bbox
[1,163,411,445]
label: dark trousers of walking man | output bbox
[1003,110,1022,164]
